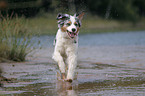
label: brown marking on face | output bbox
[76,27,80,34]
[61,26,67,32]
[68,21,71,24]
[74,22,78,26]
[66,21,72,26]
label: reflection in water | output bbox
[56,80,77,96]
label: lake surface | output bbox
[0,31,145,96]
[34,31,145,47]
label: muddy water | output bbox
[1,31,145,96]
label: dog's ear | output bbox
[56,13,69,20]
[73,13,78,17]
[77,12,85,21]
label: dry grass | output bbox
[0,13,35,62]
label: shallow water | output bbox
[1,31,145,96]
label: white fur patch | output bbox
[53,13,84,81]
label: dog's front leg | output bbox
[66,52,77,82]
[53,51,66,79]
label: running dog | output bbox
[52,12,84,82]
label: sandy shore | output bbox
[1,45,145,79]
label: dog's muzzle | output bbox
[67,30,77,38]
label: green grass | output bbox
[24,14,145,35]
[81,15,145,34]
[26,14,58,35]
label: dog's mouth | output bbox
[67,30,77,38]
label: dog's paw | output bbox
[65,79,73,83]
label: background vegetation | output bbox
[0,14,36,62]
[1,0,145,21]
[0,0,145,62]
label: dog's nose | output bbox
[72,28,76,32]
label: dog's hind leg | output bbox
[53,52,66,79]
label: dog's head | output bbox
[57,12,84,38]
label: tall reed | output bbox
[0,13,34,62]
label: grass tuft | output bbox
[0,13,34,62]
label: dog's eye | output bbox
[66,23,71,26]
[74,22,78,27]
[74,23,78,26]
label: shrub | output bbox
[0,13,34,62]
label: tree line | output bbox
[0,0,145,21]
